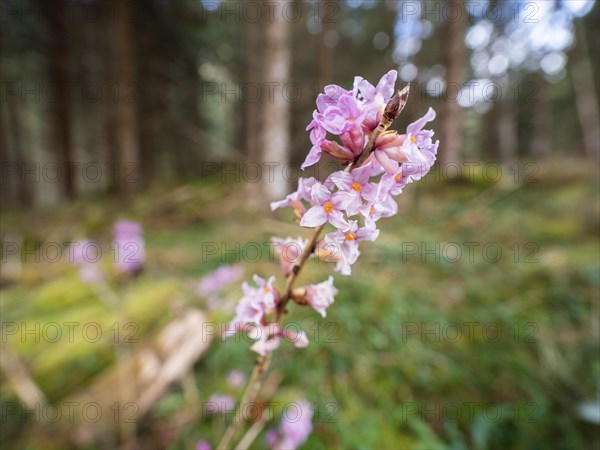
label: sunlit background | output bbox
[1,0,599,449]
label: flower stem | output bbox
[217,222,325,450]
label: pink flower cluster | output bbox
[302,69,438,174]
[227,70,438,356]
[226,275,311,356]
[274,70,438,276]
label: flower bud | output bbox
[383,84,410,123]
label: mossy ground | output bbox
[1,160,598,449]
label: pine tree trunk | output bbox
[114,0,141,193]
[498,92,518,165]
[439,0,467,167]
[530,75,551,158]
[572,22,600,160]
[100,1,119,192]
[318,0,334,87]
[245,20,261,164]
[46,0,75,200]
[259,0,291,200]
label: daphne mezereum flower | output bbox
[270,177,318,220]
[302,120,327,169]
[231,70,439,358]
[113,219,145,274]
[271,236,308,276]
[226,370,246,389]
[250,323,281,356]
[196,440,211,450]
[70,240,104,284]
[226,275,279,335]
[324,220,379,273]
[267,400,314,450]
[301,70,397,169]
[299,182,351,229]
[313,238,354,276]
[328,162,378,216]
[370,107,439,174]
[195,264,243,297]
[359,195,398,229]
[250,323,310,356]
[304,276,338,317]
[353,69,397,130]
[206,393,235,414]
[315,93,365,135]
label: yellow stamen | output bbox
[349,119,355,124]
[263,286,270,293]
[323,201,334,213]
[410,136,416,143]
[351,182,362,192]
[345,233,356,241]
[369,207,375,215]
[394,173,401,182]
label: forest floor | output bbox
[1,159,599,450]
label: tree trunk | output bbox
[318,0,334,87]
[572,22,600,160]
[259,0,291,199]
[482,102,499,162]
[136,0,160,183]
[114,0,141,193]
[245,19,261,164]
[100,1,119,192]
[498,91,518,165]
[46,0,75,200]
[439,0,467,167]
[2,93,32,206]
[530,75,551,158]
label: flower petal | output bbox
[299,206,328,227]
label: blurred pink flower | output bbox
[113,219,145,274]
[267,400,313,450]
[196,441,211,450]
[70,240,103,284]
[282,328,309,348]
[226,370,246,389]
[196,264,243,297]
[206,393,235,414]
